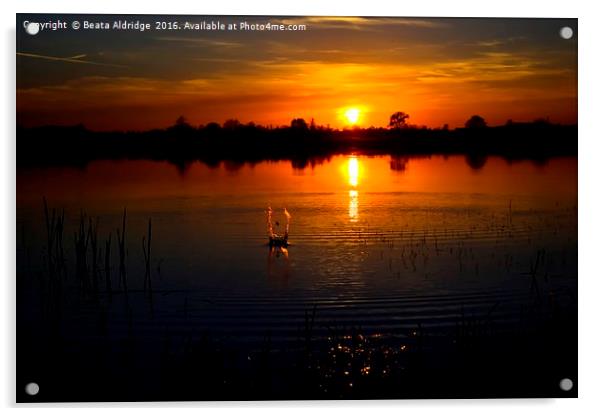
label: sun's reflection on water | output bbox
[347,156,361,222]
[349,190,359,222]
[348,156,359,187]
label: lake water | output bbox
[17,154,578,398]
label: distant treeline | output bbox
[17,117,577,169]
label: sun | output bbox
[344,108,360,125]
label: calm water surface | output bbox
[17,154,577,344]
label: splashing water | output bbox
[266,206,275,238]
[284,208,291,236]
[266,206,291,239]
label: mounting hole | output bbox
[559,378,574,392]
[559,26,573,40]
[25,22,40,36]
[25,382,39,396]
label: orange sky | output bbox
[17,16,577,130]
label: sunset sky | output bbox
[17,15,577,131]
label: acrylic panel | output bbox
[16,14,577,401]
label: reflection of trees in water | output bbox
[465,154,488,170]
[174,160,193,175]
[291,156,330,171]
[175,154,554,177]
[531,157,550,167]
[503,156,550,168]
[223,160,245,172]
[389,156,409,173]
[215,154,552,175]
[292,158,310,170]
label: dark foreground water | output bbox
[17,154,577,401]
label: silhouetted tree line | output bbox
[17,114,577,168]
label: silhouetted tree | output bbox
[175,115,189,127]
[290,118,309,131]
[533,117,551,127]
[204,122,221,135]
[223,119,241,130]
[169,116,195,135]
[389,112,410,129]
[465,115,487,129]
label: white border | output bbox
[3,0,602,414]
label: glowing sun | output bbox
[344,108,360,125]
